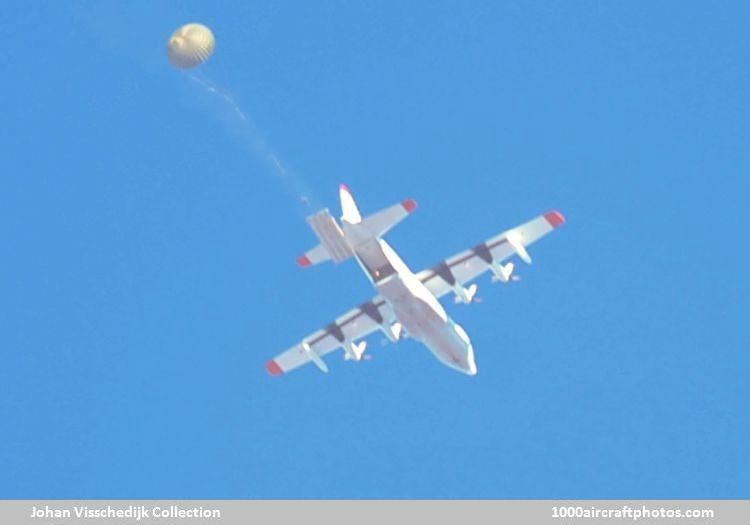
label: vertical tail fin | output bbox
[339,184,362,224]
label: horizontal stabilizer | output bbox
[362,199,417,238]
[297,243,331,267]
[298,209,355,267]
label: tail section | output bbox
[297,184,417,267]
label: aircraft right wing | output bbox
[266,297,394,376]
[416,210,566,300]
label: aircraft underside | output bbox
[375,262,477,375]
[265,184,564,377]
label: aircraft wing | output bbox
[266,297,391,376]
[416,210,566,299]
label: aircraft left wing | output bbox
[266,297,392,376]
[416,210,566,300]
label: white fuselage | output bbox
[342,221,477,375]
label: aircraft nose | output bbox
[465,349,477,375]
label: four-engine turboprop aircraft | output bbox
[266,185,565,376]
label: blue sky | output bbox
[1,1,748,498]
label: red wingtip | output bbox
[402,199,418,213]
[339,183,351,193]
[266,360,283,376]
[297,255,312,267]
[544,210,566,228]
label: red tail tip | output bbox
[544,210,566,228]
[266,360,283,376]
[402,199,418,213]
[339,183,351,193]
[297,255,312,267]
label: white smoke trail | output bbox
[186,71,319,213]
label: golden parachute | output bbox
[167,23,215,69]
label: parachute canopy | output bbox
[167,23,215,69]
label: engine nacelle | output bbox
[381,322,403,343]
[490,261,516,283]
[342,339,368,361]
[453,283,478,304]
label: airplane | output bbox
[266,185,565,377]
